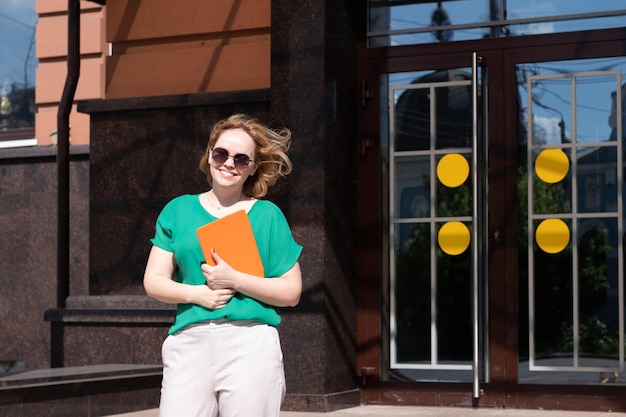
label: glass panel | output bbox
[435,74,473,150]
[507,0,626,35]
[520,72,623,145]
[369,0,496,45]
[532,218,574,366]
[527,76,572,146]
[518,56,626,384]
[436,225,472,363]
[436,154,472,218]
[508,0,626,16]
[395,155,430,218]
[531,153,572,215]
[369,0,626,46]
[388,66,476,382]
[578,218,620,368]
[578,146,618,214]
[394,222,432,363]
[0,1,37,132]
[393,69,473,151]
[391,219,473,378]
[395,83,431,151]
[576,74,617,143]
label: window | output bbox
[368,0,626,47]
[0,0,37,146]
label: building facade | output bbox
[1,0,626,414]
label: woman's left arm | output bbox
[202,250,302,307]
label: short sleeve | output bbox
[252,202,302,278]
[150,200,176,252]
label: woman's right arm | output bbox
[143,245,233,308]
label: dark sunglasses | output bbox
[211,147,254,169]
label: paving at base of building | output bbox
[106,405,626,417]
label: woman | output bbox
[144,113,303,417]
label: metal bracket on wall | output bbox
[359,138,374,157]
[360,366,377,386]
[361,80,374,107]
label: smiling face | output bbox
[209,128,258,192]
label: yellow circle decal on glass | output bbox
[535,149,569,184]
[438,221,471,256]
[535,219,570,254]
[437,153,469,188]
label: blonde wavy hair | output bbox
[199,114,294,199]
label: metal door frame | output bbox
[386,54,485,399]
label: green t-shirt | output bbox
[150,194,302,334]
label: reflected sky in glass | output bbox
[0,0,37,88]
[370,0,626,45]
[519,58,626,145]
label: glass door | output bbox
[518,58,626,385]
[356,29,626,409]
[386,58,486,395]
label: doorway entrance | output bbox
[356,28,626,410]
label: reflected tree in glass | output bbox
[395,176,472,363]
[517,169,613,359]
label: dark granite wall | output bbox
[271,0,361,410]
[0,147,89,372]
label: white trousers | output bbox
[158,320,286,417]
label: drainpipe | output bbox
[56,0,80,309]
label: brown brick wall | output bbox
[105,0,271,98]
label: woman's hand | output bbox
[201,249,240,292]
[144,246,235,309]
[194,285,235,310]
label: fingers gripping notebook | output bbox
[196,210,264,277]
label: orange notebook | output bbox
[196,210,264,277]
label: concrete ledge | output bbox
[44,308,175,324]
[78,89,270,114]
[64,295,171,309]
[0,364,161,389]
[44,295,176,324]
[43,295,174,368]
[0,364,162,417]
